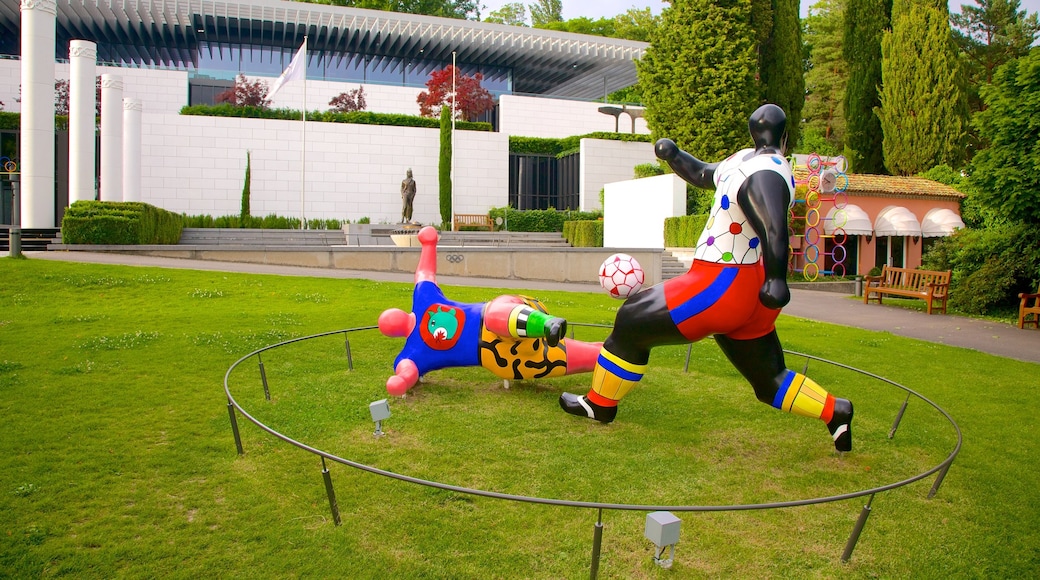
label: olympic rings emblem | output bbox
[445,254,464,264]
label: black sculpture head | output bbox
[749,104,787,153]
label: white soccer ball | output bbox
[599,253,645,299]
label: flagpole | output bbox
[300,35,308,230]
[451,51,456,230]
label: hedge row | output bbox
[182,214,343,230]
[0,112,71,131]
[179,104,491,132]
[487,207,601,232]
[563,219,603,247]
[509,132,652,156]
[664,214,709,248]
[62,201,183,245]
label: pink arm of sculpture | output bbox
[378,308,419,395]
[482,295,526,337]
[415,226,440,285]
[387,359,419,396]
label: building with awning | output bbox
[793,167,965,276]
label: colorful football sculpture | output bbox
[559,104,855,452]
[378,226,602,396]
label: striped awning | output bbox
[921,208,965,237]
[874,205,921,237]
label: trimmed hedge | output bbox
[179,104,491,132]
[563,219,603,247]
[62,201,183,245]
[181,214,342,230]
[488,207,602,232]
[509,132,652,155]
[664,214,709,248]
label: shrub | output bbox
[923,223,1040,315]
[488,207,602,232]
[216,74,271,108]
[328,87,367,113]
[664,214,708,247]
[563,220,603,247]
[62,201,182,245]
[179,106,492,132]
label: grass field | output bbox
[1,257,1038,578]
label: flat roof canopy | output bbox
[0,0,647,99]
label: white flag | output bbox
[268,40,306,100]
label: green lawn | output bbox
[1,257,1037,578]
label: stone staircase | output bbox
[662,248,694,280]
[0,227,61,251]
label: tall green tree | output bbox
[877,0,969,175]
[638,0,761,161]
[439,106,453,227]
[953,0,1040,90]
[969,47,1040,225]
[843,0,890,173]
[485,2,528,26]
[317,0,477,19]
[612,7,660,42]
[951,0,1040,155]
[759,0,805,148]
[800,0,847,154]
[529,0,562,26]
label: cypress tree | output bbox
[438,105,452,227]
[760,0,805,148]
[239,150,251,228]
[638,0,760,161]
[877,0,969,175]
[843,0,890,173]
[801,0,847,154]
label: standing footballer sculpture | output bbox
[560,104,855,452]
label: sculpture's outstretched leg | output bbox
[714,331,854,452]
[484,296,567,347]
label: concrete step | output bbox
[0,227,60,251]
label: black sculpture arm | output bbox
[737,171,791,309]
[655,139,718,189]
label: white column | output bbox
[69,39,97,204]
[122,98,143,202]
[99,74,123,202]
[19,0,57,227]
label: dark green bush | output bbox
[922,223,1040,315]
[509,132,652,155]
[664,214,708,247]
[62,201,183,245]
[488,207,602,232]
[563,220,603,247]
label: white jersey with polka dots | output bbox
[693,149,796,264]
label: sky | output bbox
[477,0,1040,23]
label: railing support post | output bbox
[589,508,604,580]
[258,354,270,401]
[344,333,354,371]
[227,401,244,455]
[889,395,910,439]
[321,457,342,526]
[841,494,874,563]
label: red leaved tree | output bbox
[216,74,271,108]
[328,87,367,113]
[416,65,494,121]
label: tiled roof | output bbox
[794,168,965,201]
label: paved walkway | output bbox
[16,250,1040,365]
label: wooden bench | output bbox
[863,265,952,315]
[1019,288,1040,329]
[452,213,494,232]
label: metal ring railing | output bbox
[224,323,961,576]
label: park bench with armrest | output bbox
[863,265,952,315]
[452,214,494,231]
[1019,288,1040,329]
